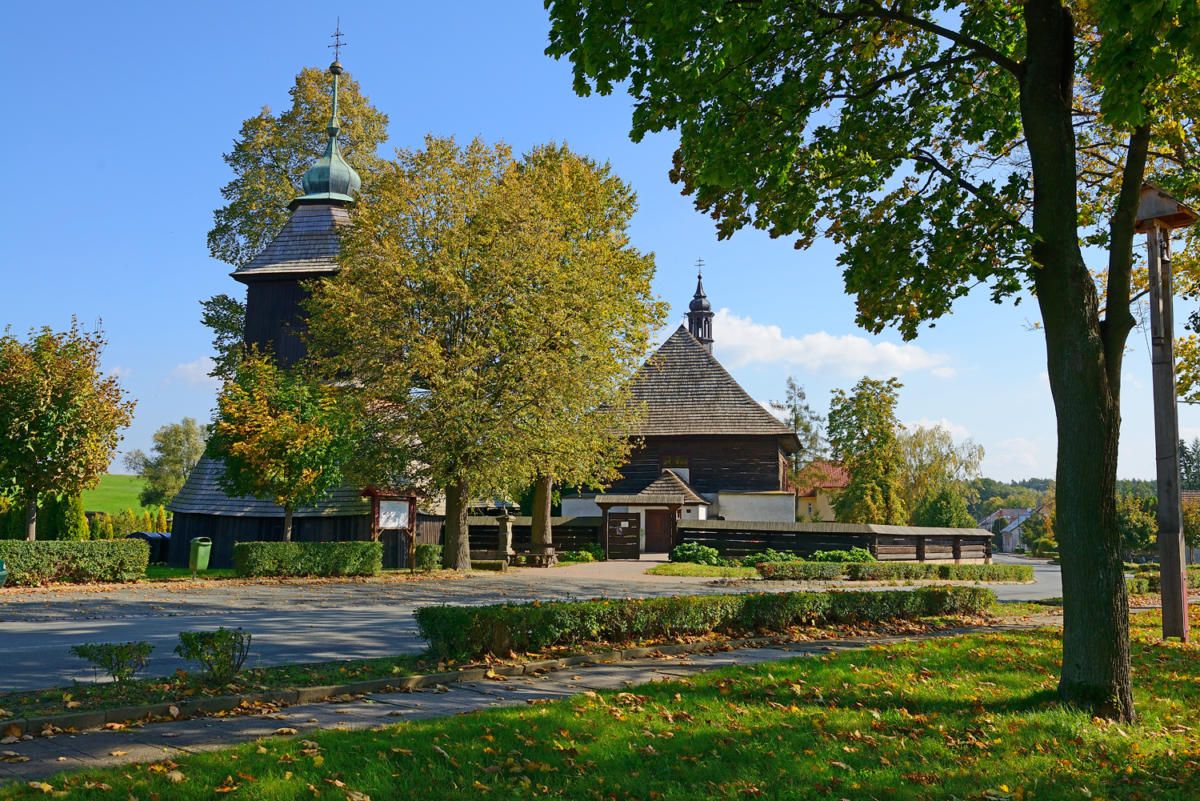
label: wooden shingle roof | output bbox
[167,456,370,517]
[595,470,710,507]
[232,204,351,283]
[628,326,800,450]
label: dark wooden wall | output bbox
[243,279,312,368]
[169,513,372,569]
[608,435,788,495]
[679,524,992,562]
[467,521,601,552]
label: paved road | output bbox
[0,556,1062,693]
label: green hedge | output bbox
[757,561,1033,582]
[844,563,1033,582]
[755,561,843,580]
[1136,566,1200,594]
[1126,577,1151,595]
[232,541,382,577]
[0,540,149,585]
[414,587,996,661]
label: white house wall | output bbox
[716,492,795,523]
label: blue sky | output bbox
[4,1,1191,482]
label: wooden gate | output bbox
[605,512,641,560]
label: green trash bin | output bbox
[0,559,7,588]
[189,537,212,577]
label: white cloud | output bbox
[108,365,134,378]
[712,309,952,377]
[988,437,1042,474]
[169,358,218,390]
[904,417,971,440]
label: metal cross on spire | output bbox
[694,257,705,278]
[328,18,346,62]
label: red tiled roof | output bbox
[794,460,850,496]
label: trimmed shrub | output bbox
[0,540,148,585]
[414,543,442,571]
[69,641,153,686]
[232,541,382,577]
[560,549,596,562]
[810,547,875,563]
[1126,577,1151,595]
[755,561,844,580]
[670,542,723,565]
[415,587,996,661]
[740,549,803,567]
[176,628,252,683]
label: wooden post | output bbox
[952,536,962,564]
[916,535,926,563]
[1147,223,1190,642]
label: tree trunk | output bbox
[1021,0,1134,721]
[531,474,553,548]
[24,495,37,542]
[443,478,473,570]
[283,505,293,542]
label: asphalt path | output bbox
[0,556,1062,693]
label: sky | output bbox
[4,1,1194,482]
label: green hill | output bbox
[81,474,151,515]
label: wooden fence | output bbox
[678,520,992,563]
[466,516,601,553]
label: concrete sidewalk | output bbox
[0,622,1049,783]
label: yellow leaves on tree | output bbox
[208,353,354,541]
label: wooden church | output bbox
[562,275,802,552]
[167,58,375,568]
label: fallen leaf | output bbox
[109,750,126,757]
[166,770,185,784]
[274,727,299,736]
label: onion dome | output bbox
[292,60,362,208]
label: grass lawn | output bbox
[645,563,759,578]
[143,566,239,581]
[80,474,150,515]
[6,609,1196,799]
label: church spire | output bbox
[687,259,714,352]
[291,22,362,209]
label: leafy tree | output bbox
[208,67,389,268]
[1116,492,1157,555]
[0,321,134,540]
[911,486,976,528]
[199,294,246,382]
[111,508,139,539]
[207,353,355,541]
[154,505,169,534]
[1179,438,1200,491]
[124,417,208,507]
[543,0,1200,720]
[309,137,663,569]
[92,514,114,540]
[1022,512,1057,557]
[827,377,906,525]
[509,145,666,550]
[124,418,209,507]
[771,377,832,495]
[1181,496,1200,552]
[897,424,984,521]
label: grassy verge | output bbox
[6,608,1197,800]
[79,474,150,516]
[0,612,984,722]
[143,566,239,581]
[0,652,432,722]
[645,563,759,578]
